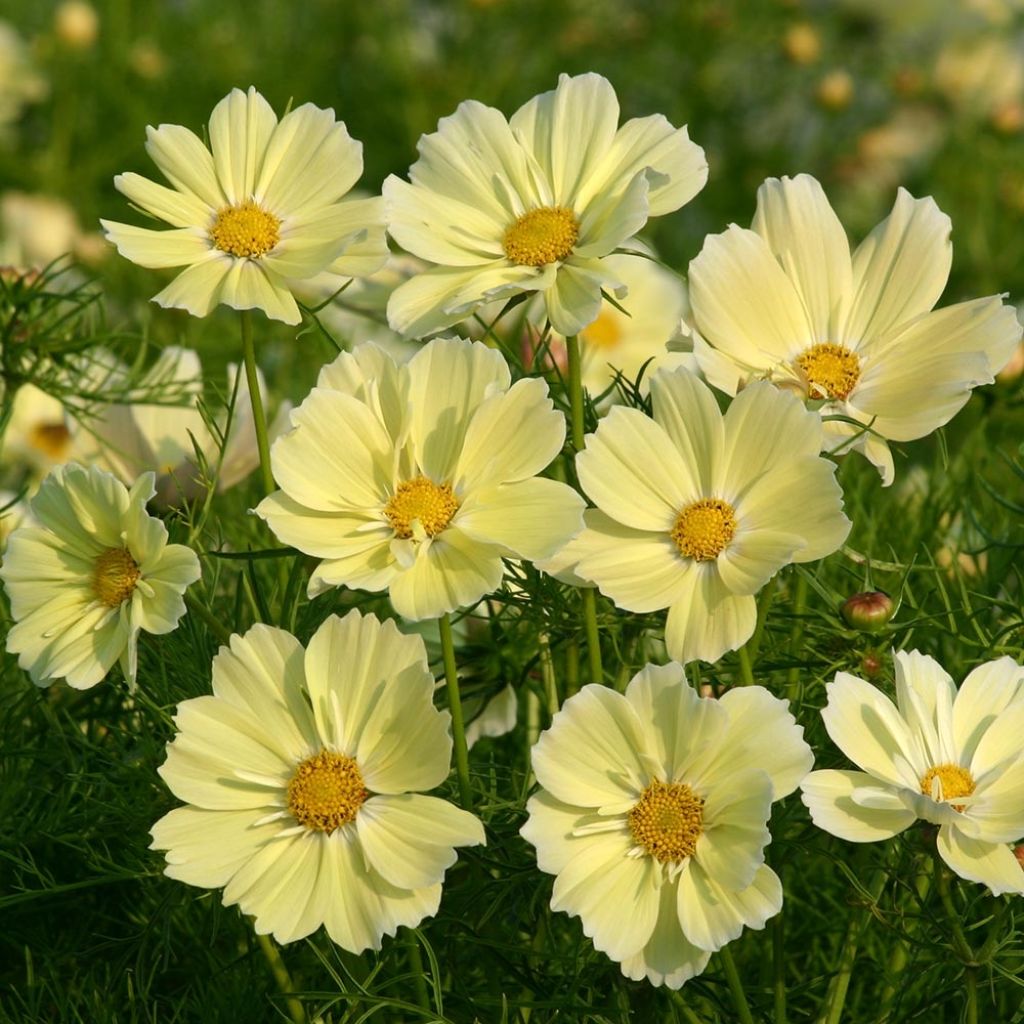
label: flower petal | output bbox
[217,259,301,324]
[800,769,916,841]
[114,171,211,228]
[145,123,225,209]
[208,86,278,206]
[100,221,211,268]
[151,256,232,318]
[696,770,773,892]
[677,861,782,952]
[664,567,757,665]
[936,826,1024,896]
[954,657,1024,767]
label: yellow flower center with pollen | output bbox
[920,763,976,811]
[503,206,579,267]
[671,498,737,561]
[384,476,460,539]
[92,547,141,608]
[287,751,369,833]
[629,780,705,862]
[795,343,861,401]
[29,422,72,460]
[209,200,281,259]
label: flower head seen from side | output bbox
[547,367,850,665]
[801,651,1024,896]
[256,337,586,620]
[521,664,813,987]
[383,72,707,338]
[102,86,387,325]
[0,463,201,689]
[688,173,1022,485]
[151,610,485,951]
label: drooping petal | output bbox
[677,860,782,952]
[217,259,301,324]
[800,769,917,841]
[936,826,1024,897]
[151,256,233,318]
[664,567,757,665]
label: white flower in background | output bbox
[689,174,1021,485]
[102,86,387,324]
[521,664,813,987]
[935,34,1024,124]
[0,464,201,689]
[151,610,484,950]
[257,337,585,620]
[548,368,849,664]
[0,192,88,269]
[802,651,1024,896]
[384,72,707,338]
[0,490,27,549]
[74,346,290,505]
[1,383,74,475]
[0,23,46,133]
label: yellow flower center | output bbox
[920,763,976,811]
[503,206,579,267]
[671,498,737,561]
[29,422,72,460]
[384,476,459,539]
[287,750,369,833]
[209,200,281,259]
[581,308,621,350]
[795,342,861,401]
[628,779,705,862]
[92,547,141,608]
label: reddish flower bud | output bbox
[841,591,895,632]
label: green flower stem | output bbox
[737,644,756,686]
[185,591,232,645]
[934,846,983,1023]
[240,309,275,497]
[566,334,604,684]
[718,944,756,1024]
[405,931,430,1011]
[256,932,306,1024]
[785,571,809,704]
[565,639,580,697]
[772,904,787,1024]
[439,613,473,810]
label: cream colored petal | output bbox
[664,568,757,665]
[648,368,724,497]
[455,376,565,490]
[751,174,853,342]
[709,687,814,800]
[269,388,392,511]
[114,172,211,228]
[387,528,504,620]
[574,169,650,258]
[677,861,781,953]
[689,226,813,367]
[551,831,661,962]
[465,683,518,748]
[131,578,188,635]
[623,664,729,783]
[696,770,773,892]
[543,257,621,337]
[256,103,363,215]
[577,406,692,530]
[383,175,505,266]
[255,490,389,558]
[100,221,210,268]
[145,123,225,208]
[386,262,548,338]
[520,790,595,876]
[692,334,747,396]
[842,189,951,345]
[577,112,707,217]
[405,337,510,482]
[892,649,958,766]
[968,698,1024,780]
[455,478,585,561]
[306,545,399,598]
[967,770,1024,844]
[216,259,301,324]
[209,624,320,762]
[269,198,384,281]
[356,794,484,889]
[322,196,390,279]
[936,826,1024,896]
[208,86,278,206]
[954,657,1024,767]
[151,805,285,888]
[715,529,803,596]
[800,769,916,842]
[821,674,920,789]
[621,879,711,988]
[532,683,649,806]
[152,256,233,318]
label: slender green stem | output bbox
[256,932,306,1024]
[185,591,232,645]
[718,945,756,1024]
[934,855,974,963]
[668,994,705,1024]
[538,632,559,717]
[772,905,787,1024]
[785,571,809,704]
[747,573,778,663]
[405,931,430,1011]
[240,309,275,496]
[737,644,756,686]
[581,588,603,684]
[565,639,580,697]
[439,613,473,809]
[965,967,978,1024]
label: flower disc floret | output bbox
[671,498,736,561]
[628,780,704,862]
[920,763,975,810]
[796,342,860,400]
[93,547,141,608]
[287,751,369,832]
[503,206,579,267]
[210,200,280,259]
[384,477,459,539]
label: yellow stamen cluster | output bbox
[287,751,369,833]
[796,342,861,401]
[210,200,281,259]
[384,476,459,539]
[671,498,737,561]
[629,780,705,862]
[920,763,975,811]
[92,547,141,608]
[503,206,579,267]
[29,422,72,460]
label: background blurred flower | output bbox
[0,22,46,135]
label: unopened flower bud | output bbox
[860,650,883,678]
[841,591,894,632]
